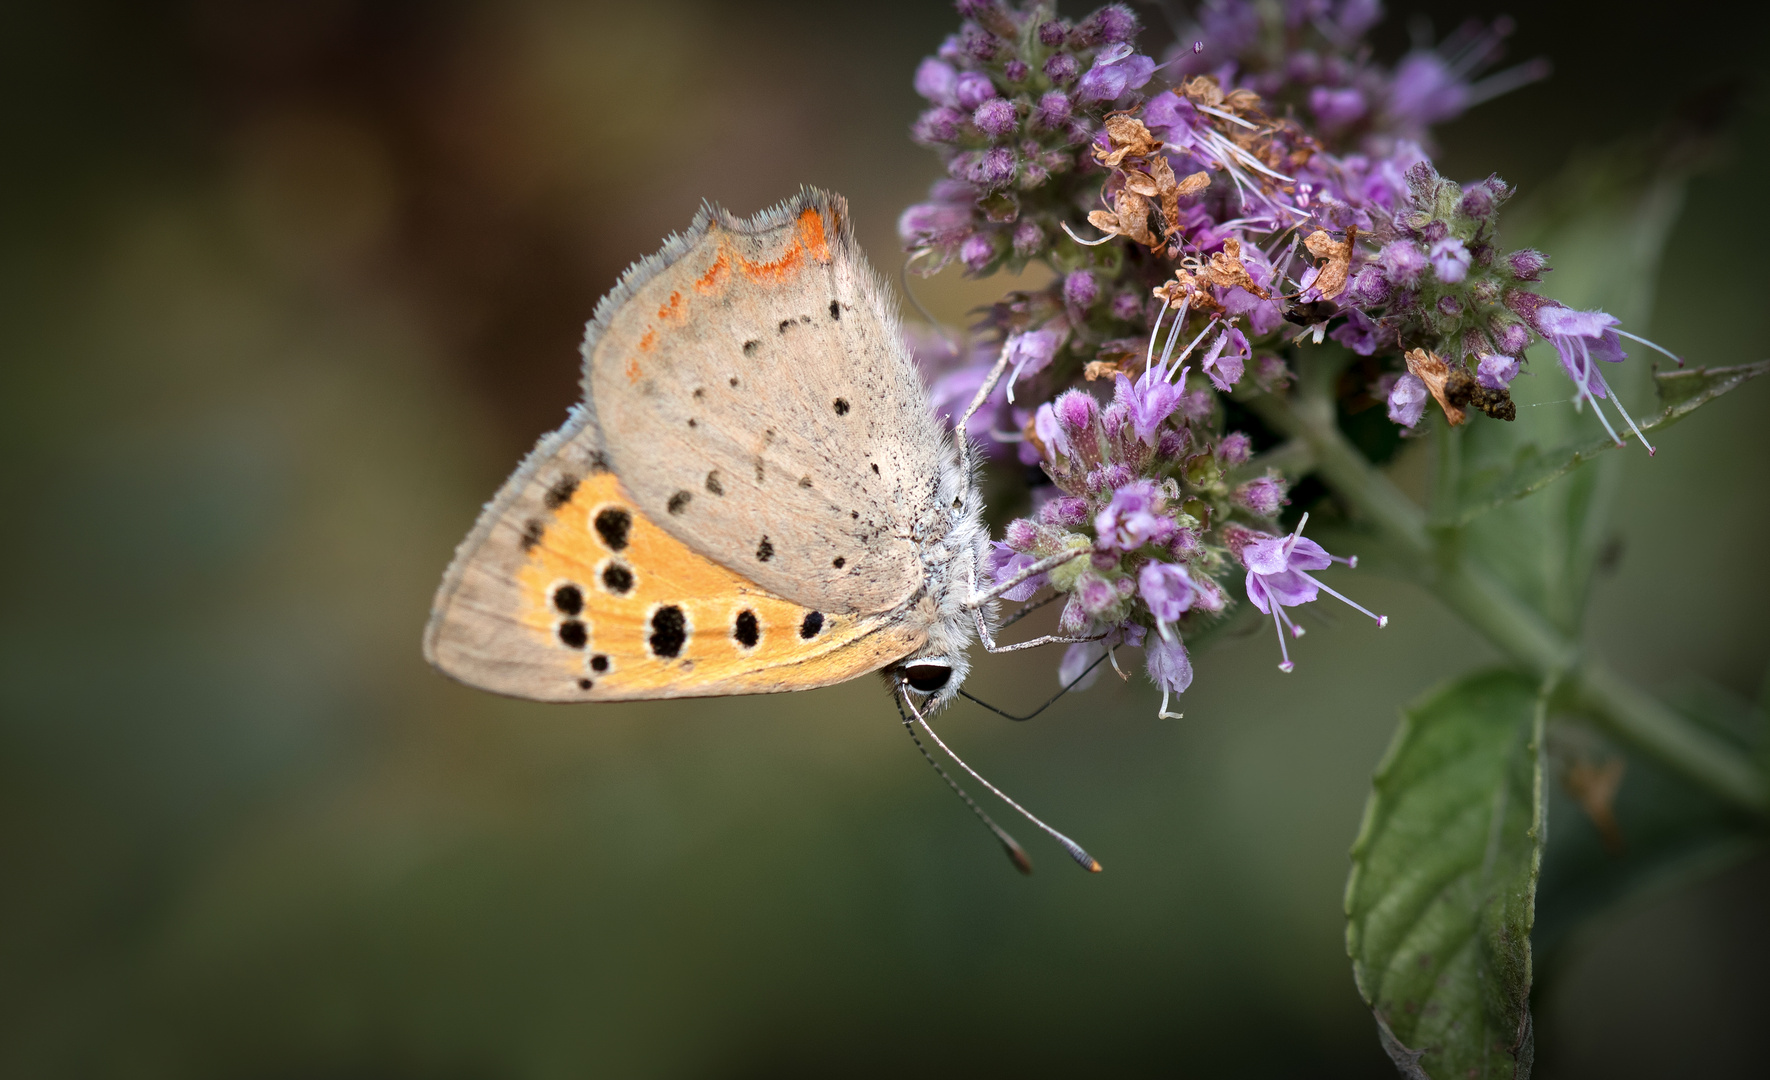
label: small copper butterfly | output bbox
[423,189,1100,872]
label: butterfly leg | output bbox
[953,340,1012,457]
[965,548,1088,611]
[964,553,1099,654]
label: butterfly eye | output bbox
[903,664,952,693]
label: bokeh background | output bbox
[3,1,1766,1076]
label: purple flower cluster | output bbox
[900,1,1667,714]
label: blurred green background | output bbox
[2,1,1766,1076]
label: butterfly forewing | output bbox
[583,190,941,616]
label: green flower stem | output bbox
[1246,387,1769,817]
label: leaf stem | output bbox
[1248,385,1768,817]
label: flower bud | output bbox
[1010,219,1042,256]
[1039,495,1091,528]
[1062,270,1097,309]
[1233,474,1288,517]
[968,147,1016,188]
[1156,428,1188,459]
[1003,59,1029,82]
[1003,517,1040,551]
[1346,263,1391,306]
[1169,525,1201,560]
[914,58,958,105]
[1216,431,1252,466]
[972,98,1017,136]
[1109,291,1142,321]
[1044,52,1079,83]
[1492,317,1530,355]
[962,27,1001,63]
[955,72,997,109]
[1507,248,1548,281]
[1038,21,1067,46]
[1035,90,1072,129]
[912,106,966,145]
[1437,293,1462,317]
[960,233,997,272]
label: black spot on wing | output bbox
[667,490,692,515]
[832,557,845,569]
[553,584,583,616]
[601,562,634,595]
[829,299,840,320]
[743,339,760,356]
[799,612,824,639]
[557,620,588,649]
[520,519,545,551]
[778,319,794,333]
[544,475,579,509]
[590,654,610,673]
[733,609,759,649]
[798,476,813,489]
[587,450,610,473]
[833,398,850,415]
[593,507,631,551]
[756,536,774,562]
[705,471,724,496]
[577,677,593,690]
[649,606,687,658]
[871,463,880,475]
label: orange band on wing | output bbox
[797,207,831,262]
[694,245,731,294]
[738,239,804,285]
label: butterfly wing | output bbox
[580,188,944,616]
[424,463,925,701]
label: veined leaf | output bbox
[1346,671,1546,1079]
[1457,360,1769,524]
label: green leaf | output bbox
[1456,360,1770,524]
[1346,670,1546,1079]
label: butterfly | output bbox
[423,189,1098,871]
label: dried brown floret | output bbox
[1302,227,1357,302]
[1204,238,1270,299]
[1087,188,1157,247]
[1404,347,1468,426]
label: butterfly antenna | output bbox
[894,689,1034,875]
[900,686,1103,873]
[958,647,1110,722]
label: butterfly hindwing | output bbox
[581,188,948,617]
[424,459,926,702]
